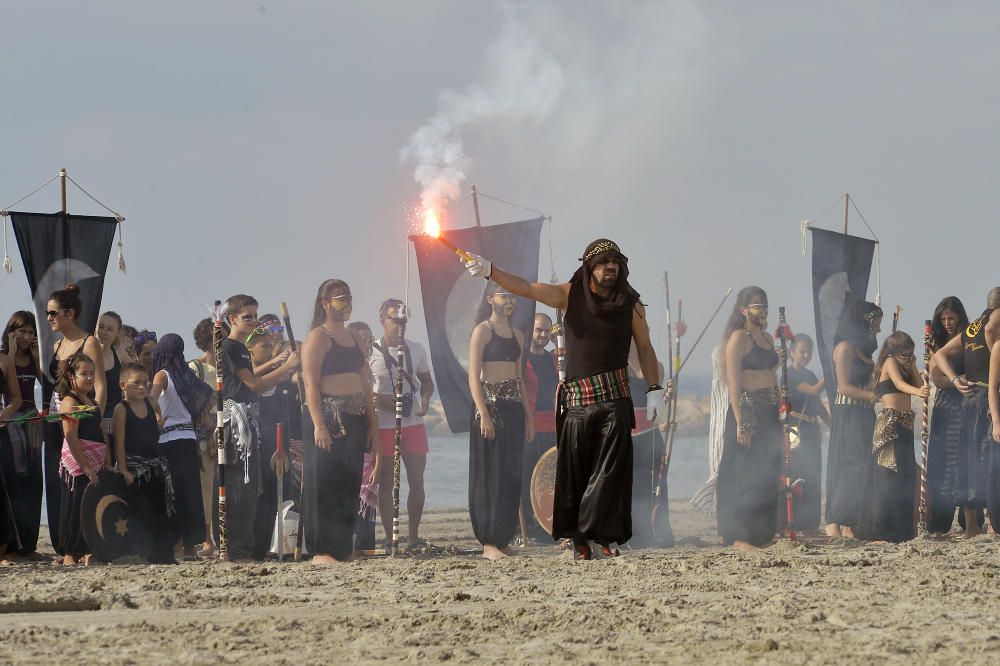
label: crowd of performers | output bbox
[4,239,992,565]
[0,237,672,564]
[707,286,1000,550]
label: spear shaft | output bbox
[918,319,932,534]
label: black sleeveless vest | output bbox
[564,281,633,380]
[963,308,993,384]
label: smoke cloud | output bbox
[400,1,706,214]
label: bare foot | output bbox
[732,540,761,552]
[80,554,94,566]
[482,545,507,561]
[825,523,842,538]
[841,526,855,540]
[62,554,78,566]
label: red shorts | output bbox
[379,424,430,458]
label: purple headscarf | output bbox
[153,333,214,419]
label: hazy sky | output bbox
[2,2,997,375]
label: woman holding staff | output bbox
[825,299,882,539]
[716,286,782,551]
[300,279,379,563]
[468,284,533,561]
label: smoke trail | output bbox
[400,2,706,213]
[399,4,565,212]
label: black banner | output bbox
[810,227,876,404]
[10,212,119,381]
[413,217,544,433]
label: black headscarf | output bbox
[569,238,641,315]
[153,333,214,419]
[834,295,882,357]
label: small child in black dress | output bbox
[111,361,176,563]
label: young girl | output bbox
[787,334,831,533]
[857,332,927,542]
[467,284,533,561]
[135,331,157,384]
[56,352,108,565]
[112,361,176,563]
[152,334,213,561]
[96,311,130,432]
[1,310,41,557]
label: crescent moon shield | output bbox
[82,471,154,562]
[529,446,558,535]
[94,494,128,541]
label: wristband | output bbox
[647,384,663,393]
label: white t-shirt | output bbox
[369,338,430,430]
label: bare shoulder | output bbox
[303,327,331,350]
[727,328,751,349]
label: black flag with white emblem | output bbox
[10,212,118,381]
[810,227,876,404]
[413,217,544,433]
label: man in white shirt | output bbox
[370,299,435,546]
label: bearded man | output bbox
[463,239,662,559]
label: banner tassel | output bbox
[115,217,127,274]
[2,212,11,274]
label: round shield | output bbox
[529,446,558,536]
[81,471,154,562]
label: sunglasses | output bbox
[259,323,284,335]
[135,332,157,346]
[244,327,272,348]
[45,309,68,319]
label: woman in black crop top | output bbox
[44,284,107,555]
[825,299,882,539]
[925,297,975,536]
[468,286,533,561]
[301,279,378,563]
[857,332,927,543]
[715,286,783,551]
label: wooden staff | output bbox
[213,313,228,560]
[275,421,285,560]
[391,337,405,557]
[651,280,677,543]
[777,306,797,541]
[279,302,308,561]
[918,319,932,535]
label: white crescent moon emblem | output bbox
[33,258,101,382]
[95,494,128,541]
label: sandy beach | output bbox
[3,501,1000,665]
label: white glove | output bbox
[646,387,665,422]
[463,253,492,279]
